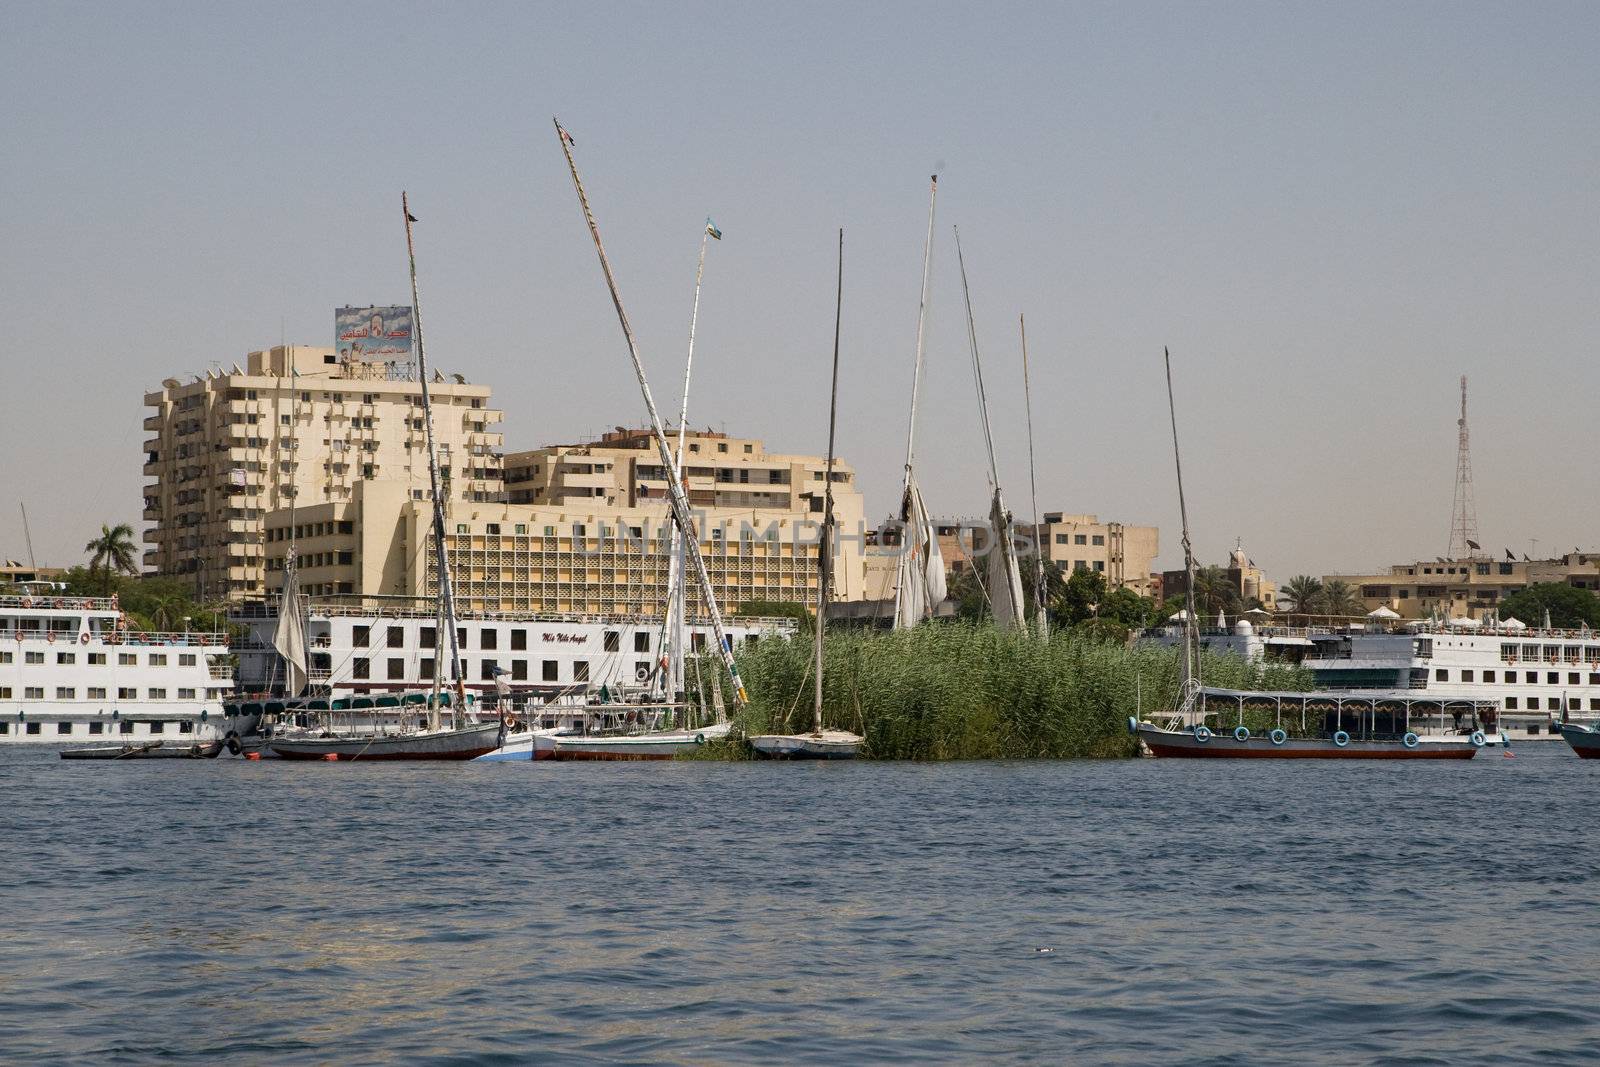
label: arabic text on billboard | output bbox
[335,306,414,363]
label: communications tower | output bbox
[1448,375,1479,559]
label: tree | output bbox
[1281,575,1325,621]
[84,522,138,590]
[946,567,989,622]
[1053,568,1108,628]
[1322,579,1361,619]
[1192,564,1243,620]
[1498,583,1600,630]
[1099,587,1155,630]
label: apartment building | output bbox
[262,480,864,617]
[142,344,503,600]
[938,512,1160,596]
[1328,552,1600,621]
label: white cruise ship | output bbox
[0,592,239,744]
[231,600,796,701]
[1145,618,1596,740]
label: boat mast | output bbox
[1021,314,1048,640]
[953,227,1003,494]
[815,229,844,736]
[662,223,713,703]
[553,118,750,708]
[1163,346,1200,717]
[403,192,467,715]
[19,504,35,571]
[894,177,938,625]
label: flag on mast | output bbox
[705,217,722,240]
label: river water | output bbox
[1,743,1596,1064]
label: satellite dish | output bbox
[162,378,180,388]
[452,373,466,384]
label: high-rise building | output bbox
[142,345,503,600]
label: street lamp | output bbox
[182,615,191,635]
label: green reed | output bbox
[690,624,1313,760]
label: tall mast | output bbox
[894,176,938,626]
[553,118,749,708]
[815,229,844,736]
[19,504,35,570]
[403,192,466,712]
[953,228,1002,492]
[1163,346,1199,707]
[664,226,712,701]
[1020,314,1048,640]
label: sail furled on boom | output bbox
[893,478,946,629]
[272,559,310,697]
[986,490,1027,632]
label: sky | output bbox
[3,2,1598,582]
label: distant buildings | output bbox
[1326,552,1600,621]
[1160,545,1276,610]
[939,512,1160,596]
[142,345,503,600]
[0,562,65,587]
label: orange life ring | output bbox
[11,629,21,642]
[21,597,33,608]
[79,632,91,645]
[46,632,56,644]
[53,599,64,609]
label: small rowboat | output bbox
[748,729,864,760]
[60,740,225,760]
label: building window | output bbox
[511,629,527,651]
[1092,534,1105,545]
[353,657,370,680]
[634,632,650,653]
[353,625,370,648]
[481,629,498,651]
[1074,534,1087,545]
[388,626,404,648]
[542,660,558,682]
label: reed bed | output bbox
[694,624,1313,760]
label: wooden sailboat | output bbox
[892,176,948,629]
[749,230,864,760]
[1129,348,1481,760]
[269,193,501,761]
[953,228,1025,631]
[1557,720,1600,758]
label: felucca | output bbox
[749,230,863,759]
[268,193,501,761]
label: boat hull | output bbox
[1135,723,1478,759]
[748,730,863,760]
[60,740,225,760]
[269,722,502,761]
[1557,723,1600,758]
[550,722,731,761]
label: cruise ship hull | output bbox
[1135,723,1479,759]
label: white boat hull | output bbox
[748,729,863,760]
[550,721,732,761]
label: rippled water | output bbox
[1,743,1597,1064]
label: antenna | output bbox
[1448,375,1479,559]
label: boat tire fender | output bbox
[1333,730,1350,747]
[1193,725,1212,743]
[1269,728,1287,745]
[1233,726,1250,742]
[1470,730,1486,747]
[226,735,243,756]
[1126,716,1139,736]
[694,733,706,745]
[1403,732,1420,749]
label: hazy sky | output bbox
[3,2,1598,581]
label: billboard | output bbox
[335,305,414,363]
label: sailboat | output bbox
[1129,348,1482,760]
[268,193,501,761]
[892,176,948,630]
[952,228,1025,631]
[749,230,864,760]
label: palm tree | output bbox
[84,522,138,590]
[1192,564,1242,621]
[1322,579,1361,619]
[1281,575,1325,622]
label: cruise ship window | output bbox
[481,629,497,650]
[149,654,167,667]
[1525,672,1537,684]
[1461,670,1474,682]
[419,658,434,680]
[25,651,43,664]
[25,687,43,699]
[604,631,620,652]
[481,660,498,680]
[1547,672,1559,685]
[120,721,134,734]
[148,689,166,700]
[180,654,196,666]
[542,661,558,682]
[57,652,74,664]
[634,632,650,653]
[420,627,436,649]
[88,688,106,700]
[118,687,135,699]
[1571,673,1582,686]
[1505,697,1518,709]
[574,661,589,682]
[511,629,527,651]
[388,626,404,648]
[25,722,40,735]
[88,722,102,735]
[1591,699,1600,711]
[56,687,74,699]
[56,722,71,734]
[119,653,135,665]
[353,626,370,648]
[0,687,9,699]
[88,653,104,664]
[1527,697,1541,710]
[150,721,164,734]
[512,660,527,681]
[353,658,370,680]
[1435,669,1447,682]
[1483,670,1495,683]
[0,652,9,664]
[388,658,405,681]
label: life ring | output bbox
[226,736,243,756]
[53,599,64,609]
[635,664,650,681]
[11,629,20,642]
[1333,730,1350,747]
[1470,730,1486,747]
[1126,716,1139,736]
[20,597,33,608]
[45,632,55,644]
[79,632,90,645]
[1193,725,1212,743]
[694,732,706,745]
[1403,732,1420,749]
[1269,728,1287,745]
[1233,726,1251,742]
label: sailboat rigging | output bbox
[1020,313,1048,639]
[953,227,1025,632]
[749,230,863,759]
[892,176,947,630]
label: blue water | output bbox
[1,744,1596,1065]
